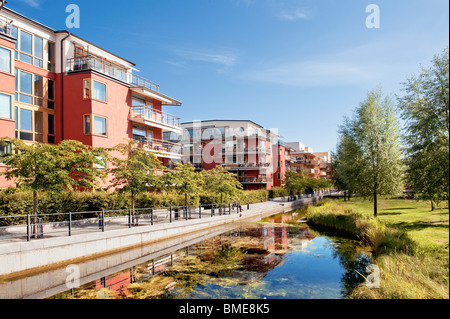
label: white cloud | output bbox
[171,48,238,73]
[276,8,309,21]
[19,0,42,8]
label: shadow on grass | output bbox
[387,220,449,233]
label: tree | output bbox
[398,47,449,211]
[202,165,243,205]
[336,88,404,217]
[109,140,164,215]
[161,162,204,207]
[284,170,306,196]
[0,138,107,219]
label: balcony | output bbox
[66,55,160,92]
[133,137,182,160]
[226,163,271,170]
[0,16,14,38]
[238,176,272,184]
[130,106,182,133]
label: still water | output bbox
[51,209,371,299]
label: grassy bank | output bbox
[306,198,449,299]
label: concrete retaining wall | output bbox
[0,196,322,278]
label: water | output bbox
[49,209,372,299]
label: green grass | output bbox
[340,197,449,249]
[306,198,449,299]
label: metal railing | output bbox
[238,176,273,184]
[133,137,182,156]
[0,202,249,242]
[130,106,180,128]
[66,55,160,92]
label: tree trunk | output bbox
[185,193,188,207]
[33,190,38,238]
[220,193,223,206]
[344,191,347,201]
[374,191,378,218]
[431,200,435,212]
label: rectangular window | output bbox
[0,93,12,119]
[47,42,55,72]
[19,30,33,64]
[34,36,43,68]
[83,79,91,99]
[47,79,55,109]
[48,114,55,144]
[34,75,44,107]
[34,111,44,142]
[93,80,107,102]
[19,71,33,104]
[0,141,11,163]
[19,108,33,141]
[0,47,11,73]
[94,116,107,136]
[84,115,91,134]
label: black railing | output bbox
[0,202,248,242]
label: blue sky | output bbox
[7,0,449,152]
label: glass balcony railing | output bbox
[0,16,14,37]
[133,137,182,156]
[238,176,272,184]
[66,55,160,92]
[131,106,181,128]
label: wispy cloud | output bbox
[19,0,42,8]
[276,8,310,21]
[170,48,238,73]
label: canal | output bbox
[44,208,371,299]
[0,207,372,299]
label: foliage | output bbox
[398,47,449,210]
[334,88,404,217]
[202,165,243,204]
[161,163,205,206]
[109,140,164,210]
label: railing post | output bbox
[211,205,214,217]
[68,212,72,237]
[27,214,30,242]
[169,207,172,223]
[101,211,105,232]
[128,209,132,228]
[151,208,154,226]
[229,204,231,215]
[199,205,201,219]
[185,206,188,221]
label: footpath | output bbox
[0,195,323,278]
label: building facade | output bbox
[0,7,183,188]
[180,120,283,190]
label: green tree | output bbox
[398,47,449,211]
[284,170,306,196]
[202,165,243,205]
[0,138,107,218]
[109,140,164,215]
[161,162,204,207]
[336,88,404,217]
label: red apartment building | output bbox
[180,120,283,190]
[0,7,183,189]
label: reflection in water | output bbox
[52,209,371,299]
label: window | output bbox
[48,114,55,144]
[0,47,11,73]
[47,80,55,109]
[34,75,44,107]
[94,116,107,135]
[34,111,43,142]
[34,36,43,68]
[83,79,91,99]
[93,80,106,102]
[84,114,107,136]
[0,93,12,119]
[19,70,33,104]
[18,108,33,141]
[47,42,55,72]
[19,30,33,64]
[94,156,107,170]
[0,141,11,161]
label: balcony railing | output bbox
[238,176,272,184]
[131,106,181,128]
[226,163,271,170]
[0,16,14,37]
[66,55,160,92]
[133,137,181,156]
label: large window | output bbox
[0,46,11,73]
[84,114,107,136]
[93,80,106,102]
[0,93,12,119]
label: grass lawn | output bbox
[338,197,449,249]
